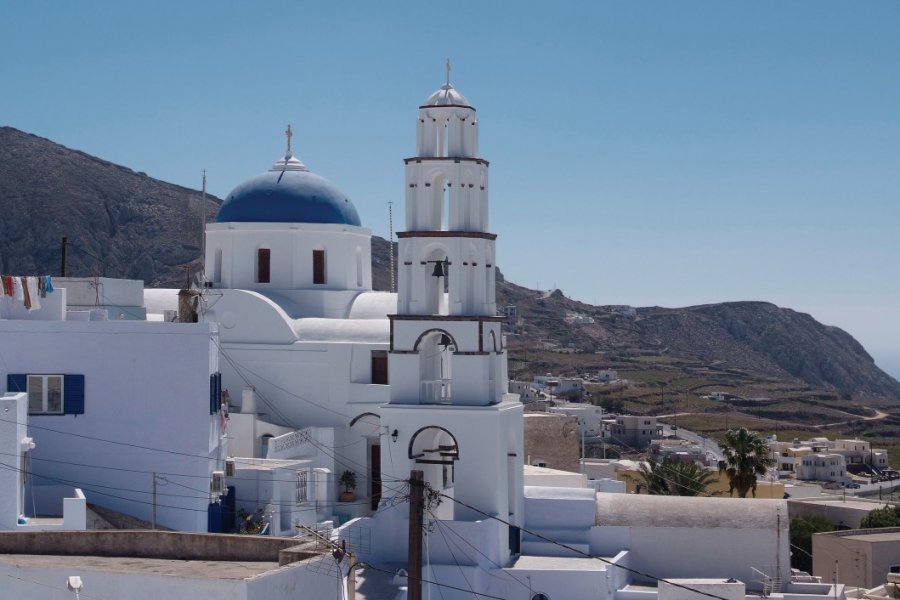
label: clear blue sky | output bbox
[3,2,899,379]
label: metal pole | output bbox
[151,472,157,530]
[60,237,68,277]
[408,470,424,600]
[388,201,395,293]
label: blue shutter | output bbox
[63,375,85,414]
[209,372,223,413]
[210,373,217,414]
[7,374,27,393]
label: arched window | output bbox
[415,330,455,403]
[313,248,326,284]
[257,248,271,283]
[260,434,274,458]
[356,246,363,287]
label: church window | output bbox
[371,351,388,385]
[257,248,271,283]
[313,249,326,284]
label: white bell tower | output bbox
[380,67,524,567]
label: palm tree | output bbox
[638,458,718,496]
[718,428,773,498]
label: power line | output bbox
[435,488,766,600]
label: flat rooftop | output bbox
[0,530,323,580]
[0,554,280,580]
[507,555,610,571]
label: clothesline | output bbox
[0,275,55,311]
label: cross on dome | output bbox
[445,58,451,87]
[285,124,293,156]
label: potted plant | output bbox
[339,470,357,502]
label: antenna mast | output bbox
[200,169,207,281]
[388,201,395,293]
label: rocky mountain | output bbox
[488,276,900,400]
[2,126,898,401]
[0,127,219,286]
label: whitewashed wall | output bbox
[0,320,222,531]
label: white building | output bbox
[607,414,662,449]
[796,453,849,484]
[548,402,607,440]
[187,134,396,520]
[769,436,888,481]
[0,392,86,531]
[0,283,225,531]
[533,373,586,398]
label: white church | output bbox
[0,74,853,600]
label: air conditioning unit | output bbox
[225,458,235,477]
[210,470,226,496]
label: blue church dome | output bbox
[216,153,361,226]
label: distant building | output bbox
[606,414,661,449]
[651,438,709,466]
[510,380,546,402]
[533,373,586,399]
[548,402,607,440]
[796,453,849,484]
[768,436,888,481]
[595,369,619,382]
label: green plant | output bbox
[638,458,718,496]
[789,516,834,572]
[237,508,265,535]
[340,470,357,493]
[718,427,773,498]
[860,504,900,529]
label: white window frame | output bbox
[27,374,64,415]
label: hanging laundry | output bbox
[26,277,40,311]
[1,276,11,296]
[13,277,24,302]
[21,277,31,309]
[42,275,54,296]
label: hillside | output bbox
[0,127,220,286]
[483,277,900,400]
[2,126,898,402]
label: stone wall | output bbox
[523,413,580,473]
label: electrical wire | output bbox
[428,512,532,593]
[435,488,766,600]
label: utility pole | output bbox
[60,237,68,277]
[151,472,157,530]
[388,201,395,293]
[408,470,424,600]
